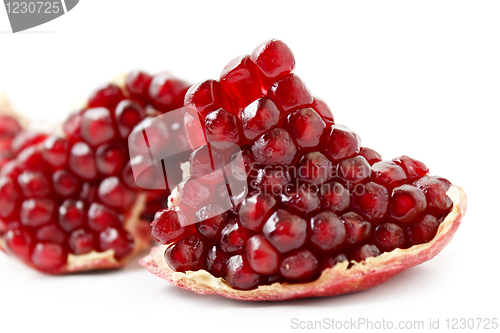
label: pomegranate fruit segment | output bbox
[0,71,190,273]
[144,39,466,299]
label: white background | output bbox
[0,1,499,332]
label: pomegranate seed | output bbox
[0,177,19,218]
[320,253,348,270]
[125,70,152,100]
[178,176,211,210]
[359,147,382,165]
[97,177,136,212]
[80,182,97,203]
[255,166,291,194]
[341,212,372,246]
[337,156,371,185]
[95,144,126,176]
[31,243,67,271]
[20,198,55,227]
[87,203,121,232]
[69,142,96,180]
[148,72,190,112]
[323,125,360,162]
[219,220,250,254]
[372,161,407,189]
[17,171,50,197]
[252,128,297,165]
[62,110,83,142]
[296,152,333,185]
[407,214,440,245]
[309,211,346,254]
[189,144,225,184]
[0,115,22,137]
[128,117,170,156]
[115,100,146,139]
[319,182,350,213]
[185,79,229,119]
[52,170,79,197]
[17,146,44,171]
[238,193,276,232]
[195,204,227,241]
[393,156,428,182]
[351,244,380,262]
[41,135,68,168]
[263,209,307,253]
[99,227,134,260]
[4,227,33,262]
[414,176,452,216]
[36,225,66,244]
[68,229,94,255]
[280,249,318,282]
[389,185,427,223]
[58,200,85,232]
[151,207,193,244]
[205,245,229,278]
[80,107,116,147]
[11,131,48,154]
[352,182,389,221]
[287,107,326,148]
[164,234,207,272]
[246,235,280,275]
[312,97,334,125]
[241,98,281,141]
[373,223,406,252]
[87,83,125,110]
[269,74,313,113]
[225,254,260,290]
[204,109,240,148]
[281,186,320,215]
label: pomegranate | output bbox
[0,71,191,273]
[141,40,467,300]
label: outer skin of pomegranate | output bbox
[140,185,466,301]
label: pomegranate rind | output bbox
[140,184,466,301]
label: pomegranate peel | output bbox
[140,185,465,301]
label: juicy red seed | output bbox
[184,112,208,149]
[0,115,22,137]
[80,182,97,203]
[0,218,7,235]
[251,128,297,165]
[5,227,33,262]
[36,225,66,244]
[323,125,361,162]
[359,147,382,165]
[99,227,134,260]
[87,203,121,232]
[1,160,19,179]
[372,161,407,189]
[17,171,50,197]
[0,177,19,218]
[341,211,372,246]
[148,72,190,112]
[69,142,96,180]
[205,245,229,278]
[296,152,332,185]
[125,70,152,100]
[337,156,371,186]
[58,200,85,232]
[320,253,348,270]
[128,117,170,155]
[204,109,240,147]
[97,177,136,212]
[80,107,116,147]
[41,135,68,167]
[351,244,380,262]
[246,235,280,275]
[87,83,125,110]
[151,207,193,244]
[241,98,281,141]
[280,249,318,282]
[194,204,227,241]
[269,74,313,113]
[393,156,428,182]
[250,39,295,91]
[17,146,44,171]
[165,234,207,272]
[238,193,276,232]
[287,107,326,148]
[312,97,334,125]
[309,211,346,254]
[178,176,211,210]
[220,55,262,113]
[185,79,228,119]
[281,186,320,215]
[373,223,406,252]
[319,182,350,213]
[352,181,389,221]
[20,198,55,227]
[390,185,427,223]
[189,144,225,184]
[414,176,452,215]
[62,110,83,142]
[255,167,291,194]
[263,209,307,253]
[52,170,79,197]
[68,229,94,255]
[115,100,146,139]
[407,214,440,245]
[31,243,67,271]
[11,131,48,154]
[95,144,126,176]
[219,220,250,254]
[225,254,260,290]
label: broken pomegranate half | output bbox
[0,71,191,273]
[140,40,467,301]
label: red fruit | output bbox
[62,110,83,142]
[205,245,228,278]
[225,254,260,290]
[319,182,350,213]
[351,244,381,262]
[372,223,406,252]
[69,142,96,180]
[393,155,428,182]
[372,161,407,189]
[204,109,240,148]
[185,79,229,120]
[280,249,318,282]
[11,131,48,154]
[359,147,382,165]
[337,156,371,185]
[195,204,227,241]
[269,74,313,113]
[20,198,55,227]
[58,200,85,232]
[52,170,79,197]
[0,177,19,218]
[251,128,297,165]
[31,243,67,271]
[4,227,33,262]
[87,83,125,110]
[99,227,134,260]
[352,182,389,221]
[414,176,452,216]
[114,100,146,139]
[281,186,320,215]
[254,166,291,194]
[342,212,372,246]
[389,185,427,223]
[309,211,346,254]
[125,70,152,101]
[0,115,22,137]
[41,136,68,168]
[36,225,66,244]
[263,209,307,253]
[87,203,121,232]
[238,193,276,232]
[97,177,136,212]
[148,72,190,112]
[164,234,206,272]
[323,125,360,162]
[189,144,225,184]
[286,107,326,148]
[151,207,193,244]
[407,214,440,245]
[80,107,116,147]
[246,235,280,275]
[17,171,50,197]
[241,98,281,141]
[178,176,211,210]
[95,144,126,176]
[68,229,94,255]
[220,220,250,254]
[296,152,332,185]
[312,97,334,125]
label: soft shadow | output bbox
[0,30,56,34]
